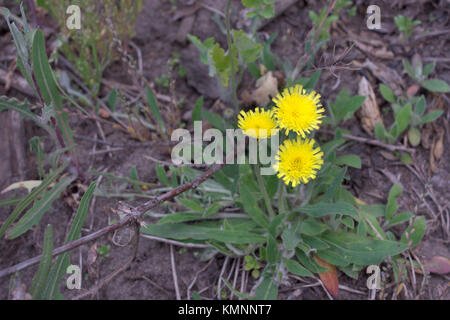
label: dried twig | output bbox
[170,244,181,300]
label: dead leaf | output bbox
[425,256,450,274]
[1,180,43,194]
[378,150,398,161]
[353,39,394,60]
[406,84,420,99]
[433,128,444,160]
[99,108,110,118]
[358,59,405,96]
[313,255,339,297]
[249,71,279,106]
[357,76,383,135]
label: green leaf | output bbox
[295,248,328,273]
[334,154,361,168]
[386,184,402,221]
[422,62,435,77]
[155,163,171,187]
[395,104,412,136]
[380,84,396,103]
[252,267,278,300]
[295,202,359,218]
[260,4,275,19]
[266,235,278,264]
[42,181,96,299]
[421,79,450,93]
[303,70,322,90]
[374,123,387,142]
[242,0,261,8]
[387,212,414,228]
[321,231,408,265]
[202,110,225,131]
[421,110,444,125]
[414,95,426,117]
[401,216,426,248]
[300,218,328,236]
[31,224,54,299]
[0,98,55,140]
[316,249,350,267]
[107,89,117,112]
[239,183,270,229]
[32,30,62,108]
[232,30,262,64]
[283,258,313,277]
[157,212,204,224]
[146,86,166,133]
[7,175,75,239]
[179,198,204,213]
[192,96,203,122]
[321,167,346,203]
[407,127,421,147]
[0,165,66,238]
[402,59,415,79]
[281,224,301,250]
[142,222,266,244]
[210,43,238,87]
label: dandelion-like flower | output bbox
[273,138,323,187]
[238,108,278,139]
[273,85,325,137]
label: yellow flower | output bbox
[273,138,323,187]
[238,108,278,139]
[273,85,325,137]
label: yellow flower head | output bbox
[273,85,325,137]
[273,138,323,187]
[238,108,278,139]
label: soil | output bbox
[0,0,449,300]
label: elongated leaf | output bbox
[401,216,426,248]
[283,258,313,277]
[142,222,265,244]
[294,202,359,218]
[334,154,361,168]
[252,266,278,300]
[32,30,61,107]
[321,231,408,265]
[421,79,450,93]
[0,165,66,238]
[239,184,270,229]
[146,86,166,133]
[42,181,96,299]
[7,175,75,239]
[313,255,339,297]
[31,224,54,299]
[0,98,55,139]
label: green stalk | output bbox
[255,163,276,220]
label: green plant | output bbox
[394,14,421,42]
[309,0,352,43]
[36,0,143,96]
[379,84,443,147]
[325,88,365,127]
[98,244,111,258]
[402,57,450,93]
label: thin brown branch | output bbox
[0,160,226,279]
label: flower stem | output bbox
[255,163,276,220]
[225,0,239,114]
